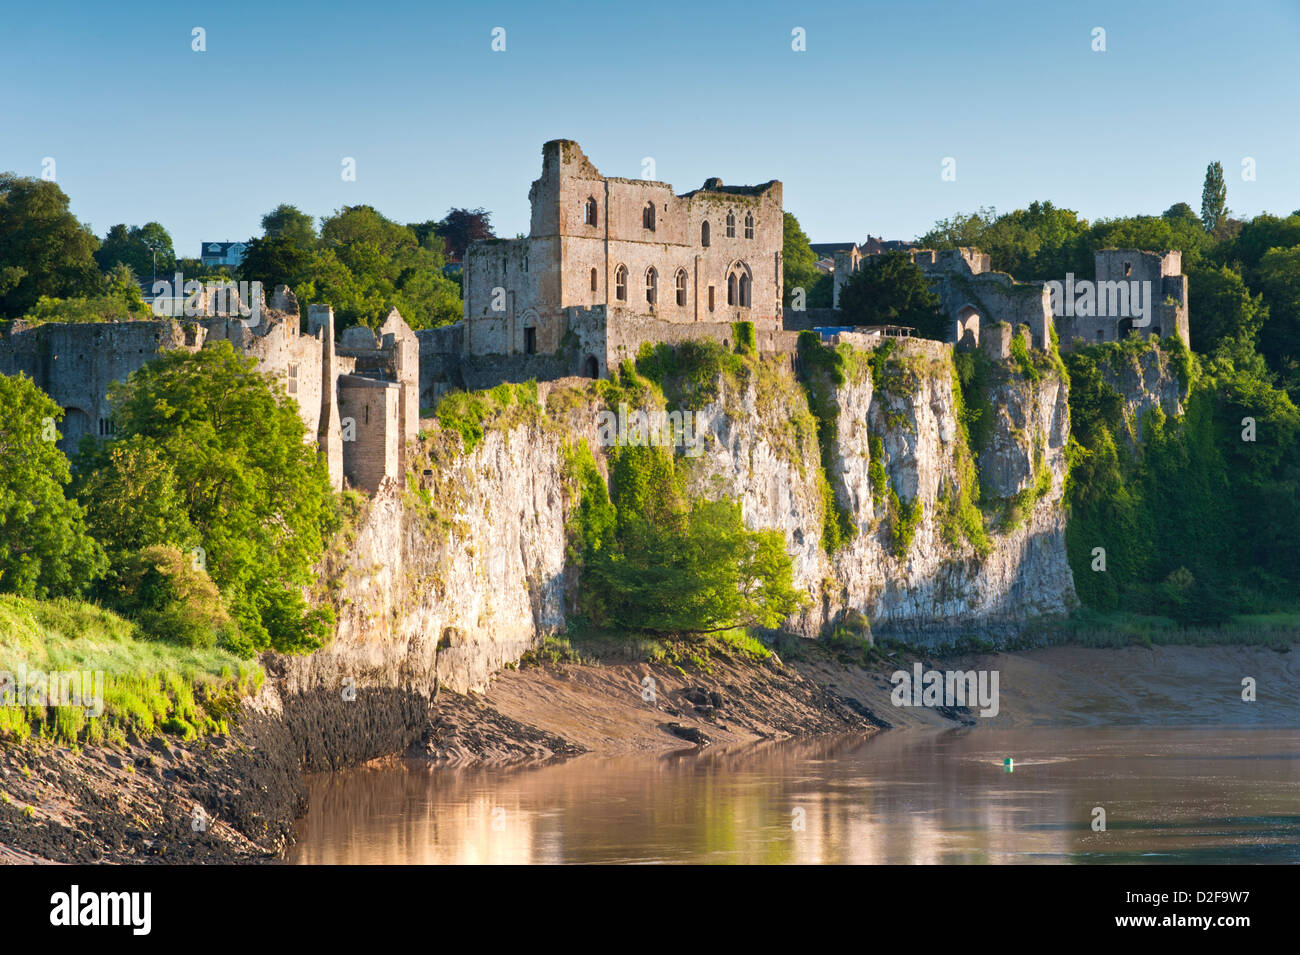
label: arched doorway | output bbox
[956,305,980,349]
[583,355,600,379]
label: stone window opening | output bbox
[590,267,598,292]
[524,326,537,355]
[646,267,658,306]
[708,285,715,312]
[1124,261,1132,276]
[726,263,751,307]
[288,363,298,395]
[675,269,687,307]
[615,265,628,302]
[701,220,710,247]
[522,255,528,273]
[1096,329,1105,341]
[585,196,598,227]
[744,212,754,239]
[726,211,736,238]
[642,202,656,231]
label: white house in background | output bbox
[200,241,250,268]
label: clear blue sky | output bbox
[3,0,1298,257]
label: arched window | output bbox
[726,262,751,308]
[615,265,628,302]
[726,211,736,238]
[645,267,658,306]
[701,220,711,247]
[590,267,598,292]
[585,196,598,226]
[675,268,687,306]
[744,213,754,239]
[643,202,656,231]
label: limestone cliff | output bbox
[281,338,1078,703]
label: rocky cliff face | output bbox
[280,338,1079,704]
[1096,343,1187,447]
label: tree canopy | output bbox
[0,173,103,317]
[74,342,337,654]
[0,373,105,598]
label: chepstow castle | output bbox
[0,139,1190,494]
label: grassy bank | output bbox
[0,595,261,746]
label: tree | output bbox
[0,173,103,317]
[430,207,495,260]
[1163,202,1201,227]
[1201,161,1228,235]
[0,373,105,597]
[293,205,462,330]
[239,234,313,292]
[94,222,176,280]
[75,342,337,653]
[1252,245,1300,386]
[837,251,946,338]
[260,203,317,253]
[580,444,804,634]
[782,212,822,307]
[1186,263,1267,354]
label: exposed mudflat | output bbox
[422,651,885,763]
[2,641,1296,864]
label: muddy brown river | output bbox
[287,727,1300,864]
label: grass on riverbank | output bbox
[1058,607,1300,649]
[0,595,261,747]
[514,628,773,676]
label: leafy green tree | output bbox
[1186,263,1267,354]
[1201,161,1228,235]
[837,251,946,338]
[1162,202,1200,226]
[239,234,313,292]
[0,373,105,597]
[94,222,175,280]
[292,205,460,330]
[1252,245,1300,386]
[576,443,804,634]
[20,264,151,325]
[75,342,337,653]
[261,203,317,253]
[782,212,821,307]
[0,173,103,317]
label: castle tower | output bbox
[310,304,344,490]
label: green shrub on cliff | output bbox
[565,442,804,636]
[1064,336,1300,623]
[795,332,858,553]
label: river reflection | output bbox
[287,728,1300,864]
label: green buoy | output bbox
[1004,757,1014,772]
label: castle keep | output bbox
[454,139,786,385]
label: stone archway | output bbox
[583,355,600,379]
[956,305,981,349]
[58,407,92,454]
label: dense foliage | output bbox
[565,356,805,635]
[0,373,105,597]
[73,342,338,653]
[836,251,946,337]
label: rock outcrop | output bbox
[279,338,1078,707]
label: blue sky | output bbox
[3,0,1298,257]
